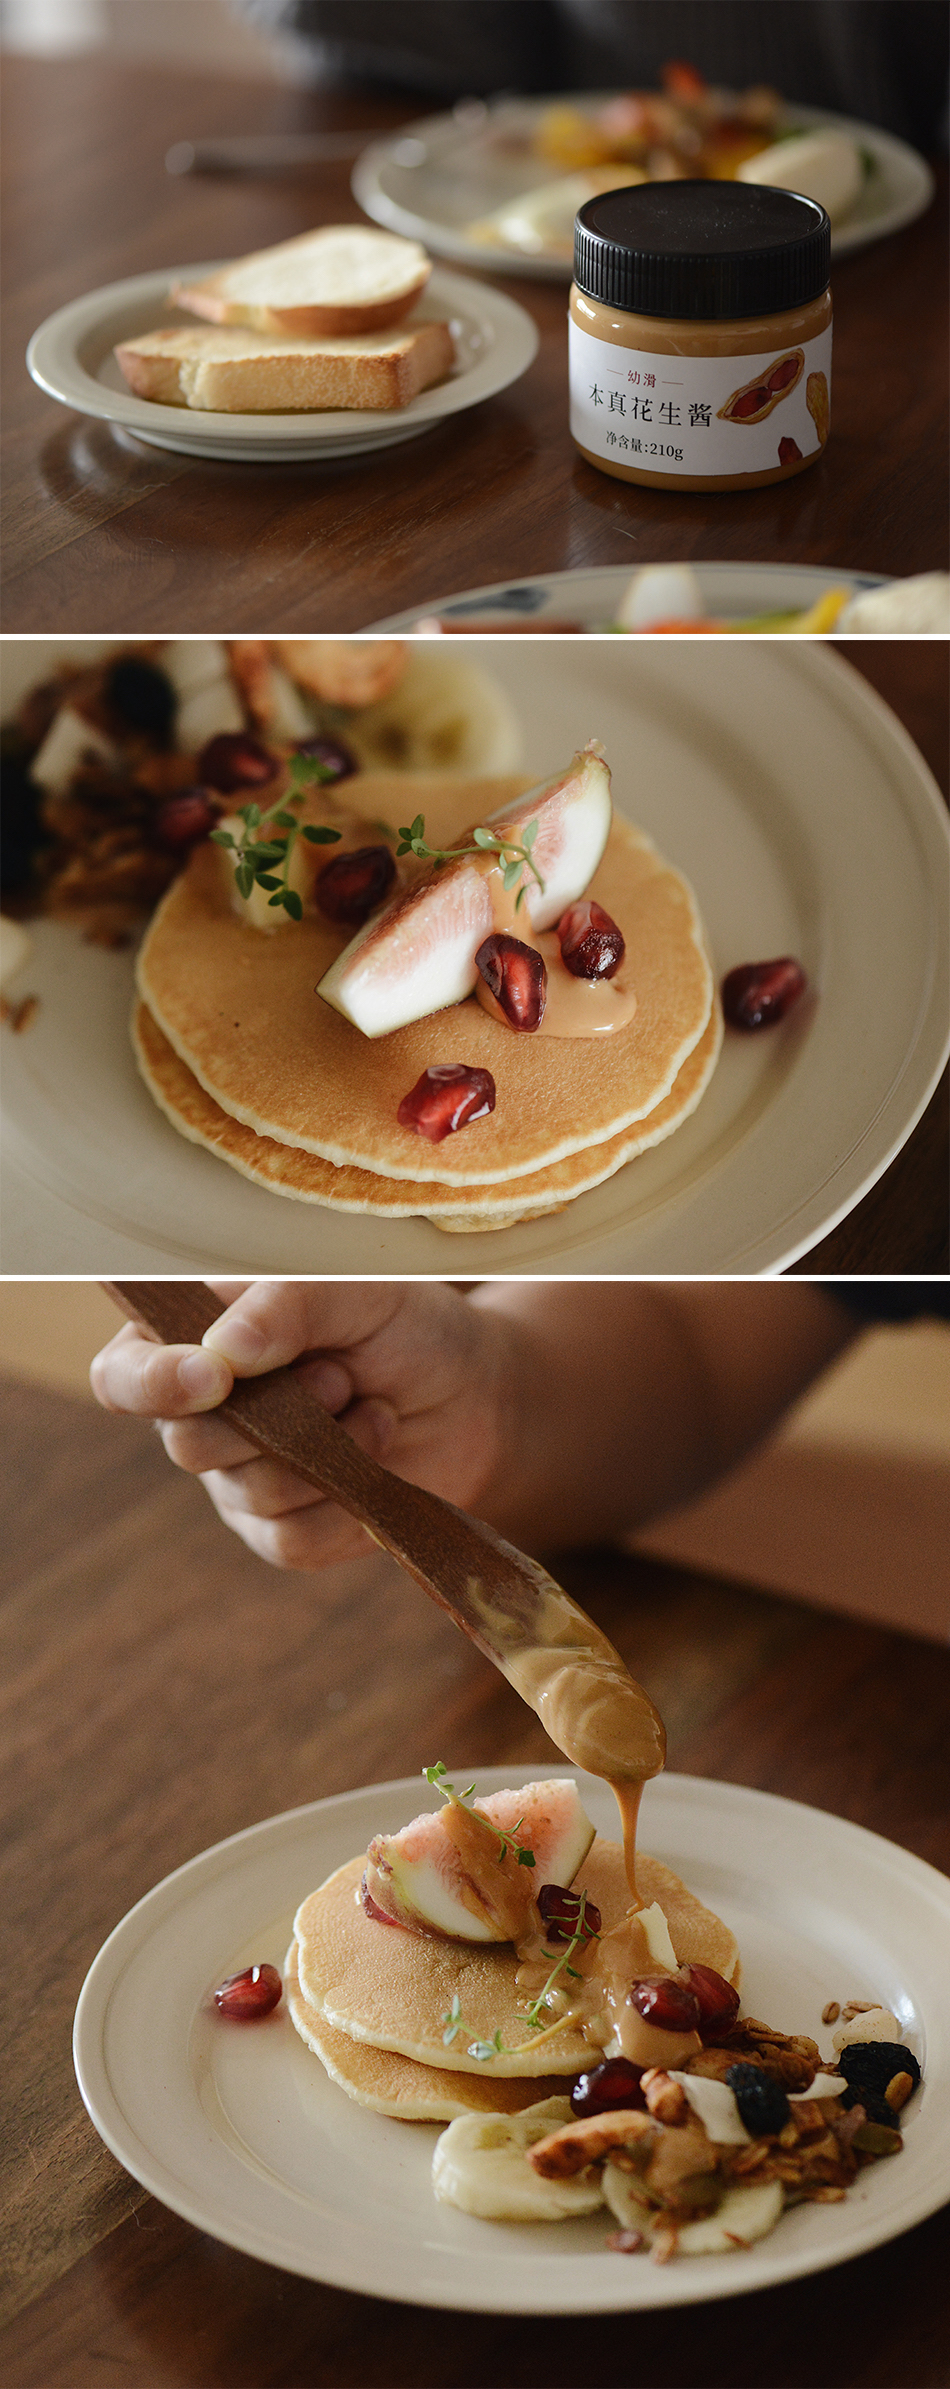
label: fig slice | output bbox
[362,1780,596,1943]
[317,742,612,1038]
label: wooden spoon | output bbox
[104,1281,665,1790]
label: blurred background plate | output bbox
[367,561,889,631]
[353,99,934,278]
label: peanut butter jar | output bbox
[569,182,832,491]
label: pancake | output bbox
[284,1938,574,2120]
[136,769,714,1190]
[132,999,721,1229]
[292,1837,739,2080]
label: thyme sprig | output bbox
[516,1892,600,2034]
[396,817,544,913]
[440,1895,599,2063]
[423,1761,536,1870]
[209,752,341,920]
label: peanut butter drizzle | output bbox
[473,857,637,1039]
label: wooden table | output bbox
[2,1372,948,2387]
[2,56,947,633]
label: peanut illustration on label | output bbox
[717,349,805,426]
[806,370,830,449]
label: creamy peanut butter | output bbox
[473,855,636,1038]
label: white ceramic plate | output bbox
[73,1766,949,2314]
[353,100,934,278]
[25,265,538,462]
[1,638,947,1275]
[367,561,888,632]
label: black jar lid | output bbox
[574,182,831,321]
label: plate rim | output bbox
[25,261,539,454]
[72,1765,950,2314]
[352,97,935,277]
[365,559,892,631]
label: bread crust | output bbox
[170,225,432,338]
[114,321,455,413]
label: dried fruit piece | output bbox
[725,2062,790,2136]
[315,845,396,925]
[557,899,625,980]
[198,732,275,793]
[213,1962,282,2019]
[106,658,175,743]
[397,1063,495,1143]
[295,733,357,782]
[837,2042,921,2098]
[630,1976,702,2033]
[678,1963,740,2040]
[721,956,806,1030]
[475,934,547,1031]
[571,2057,647,2118]
[536,1883,602,1943]
[155,789,216,848]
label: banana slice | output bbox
[433,2098,605,2222]
[603,2163,783,2253]
[321,652,523,777]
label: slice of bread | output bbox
[115,322,455,413]
[171,225,432,337]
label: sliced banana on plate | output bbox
[433,2098,605,2222]
[321,651,524,777]
[603,2161,784,2253]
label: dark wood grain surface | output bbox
[2,1376,948,2385]
[2,56,947,634]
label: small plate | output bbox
[73,1767,950,2313]
[366,561,889,632]
[1,639,947,1275]
[354,99,934,278]
[26,264,539,462]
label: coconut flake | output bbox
[669,2072,751,2145]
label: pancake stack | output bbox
[134,767,719,1232]
[286,1836,739,2121]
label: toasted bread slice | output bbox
[115,321,454,413]
[171,225,431,337]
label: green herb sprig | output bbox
[209,752,341,921]
[424,1761,536,1870]
[397,818,544,912]
[516,1892,600,2035]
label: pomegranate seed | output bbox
[475,934,546,1031]
[198,733,275,793]
[778,436,803,466]
[537,1883,602,1943]
[677,1964,740,2040]
[557,899,625,980]
[295,734,357,783]
[397,1063,495,1143]
[629,1975,701,2032]
[213,1963,282,2020]
[360,1873,403,1927]
[722,957,806,1030]
[571,2057,647,2117]
[315,845,396,925]
[155,788,216,848]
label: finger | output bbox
[159,1413,266,1475]
[91,1322,233,1416]
[209,1489,374,1572]
[201,1456,327,1522]
[200,1280,403,1376]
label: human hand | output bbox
[90,1280,510,1570]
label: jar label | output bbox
[569,320,832,477]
